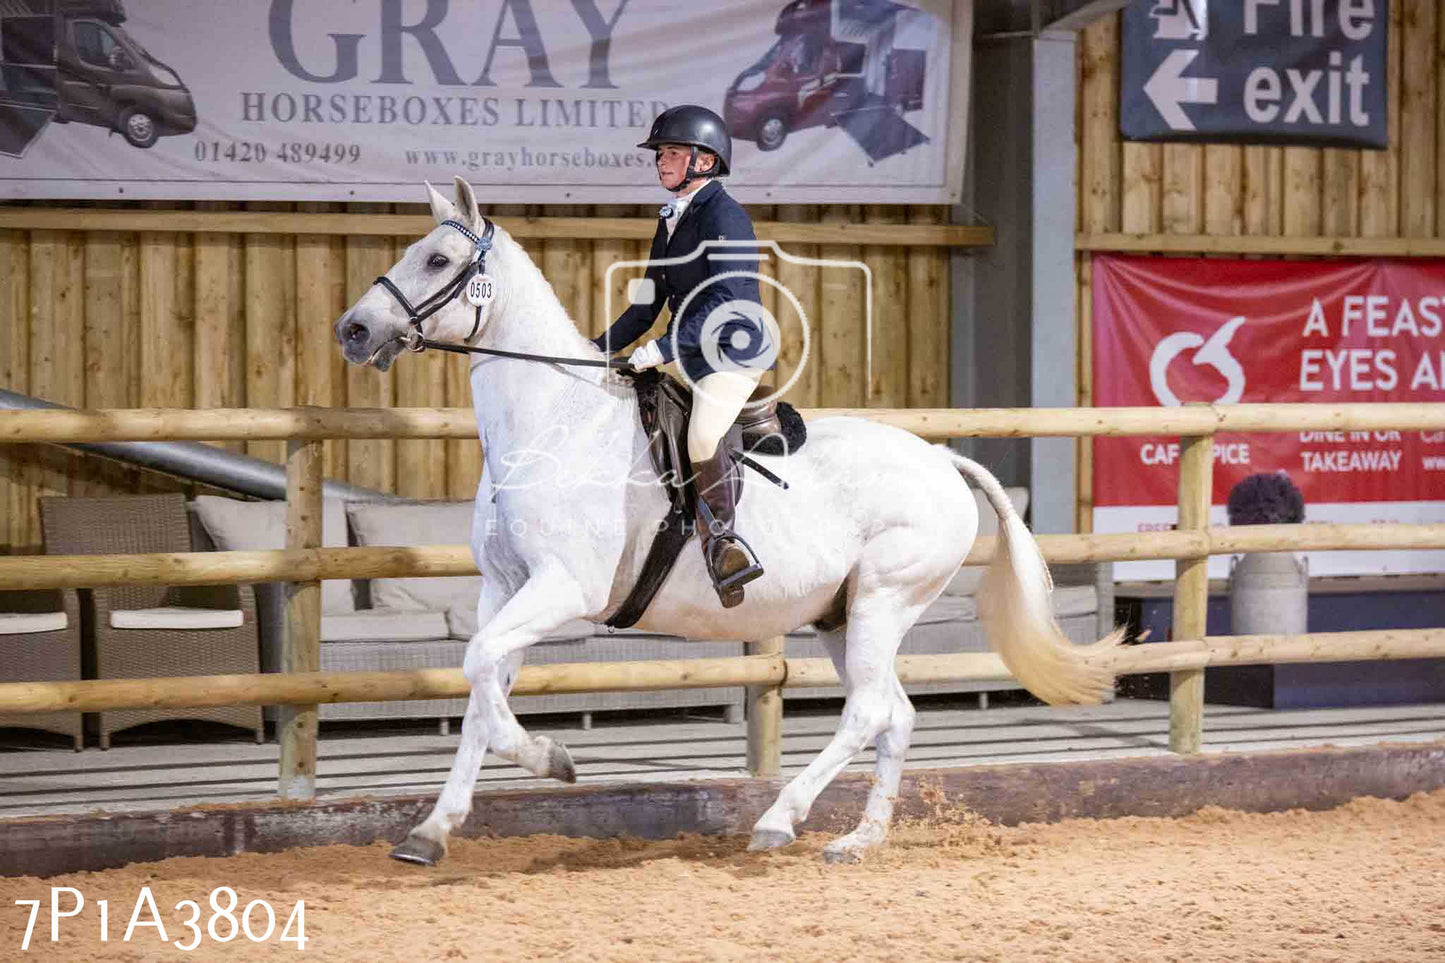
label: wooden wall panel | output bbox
[294,202,346,477]
[0,230,29,553]
[1282,148,1322,237]
[26,231,84,523]
[772,204,821,408]
[906,206,948,408]
[818,205,866,407]
[138,230,184,408]
[0,201,952,515]
[1362,0,1404,237]
[1203,146,1242,237]
[1402,0,1438,237]
[590,204,632,341]
[1079,16,1120,234]
[193,203,245,454]
[343,205,397,494]
[749,204,778,390]
[1322,149,1362,237]
[863,206,908,408]
[85,236,127,409]
[243,203,295,465]
[1162,145,1203,234]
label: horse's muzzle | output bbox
[335,313,400,369]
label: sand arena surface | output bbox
[2,787,1443,962]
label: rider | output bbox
[593,104,771,608]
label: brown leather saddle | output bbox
[602,370,806,629]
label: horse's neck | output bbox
[469,239,636,469]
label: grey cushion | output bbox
[193,495,355,615]
[321,609,449,643]
[346,500,482,632]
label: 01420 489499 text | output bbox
[193,140,362,164]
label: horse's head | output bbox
[335,176,501,371]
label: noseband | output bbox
[373,217,495,352]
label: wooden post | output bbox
[1170,433,1214,754]
[277,437,323,801]
[746,636,784,778]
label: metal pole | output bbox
[1170,433,1214,753]
[277,439,323,801]
[746,636,785,777]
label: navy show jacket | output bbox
[594,180,774,383]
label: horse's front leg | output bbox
[463,564,594,780]
[393,563,595,864]
[393,583,511,866]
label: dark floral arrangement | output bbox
[1226,472,1305,526]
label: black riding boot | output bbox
[693,427,764,608]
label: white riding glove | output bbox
[628,340,665,370]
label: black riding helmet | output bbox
[638,104,732,179]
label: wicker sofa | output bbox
[188,487,1107,729]
[0,587,83,749]
[40,494,264,748]
[189,496,747,729]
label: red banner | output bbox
[1091,254,1445,578]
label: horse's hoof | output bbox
[822,844,864,865]
[747,828,795,852]
[390,834,446,866]
[549,741,577,784]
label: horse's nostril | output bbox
[345,322,368,344]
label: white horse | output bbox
[335,177,1123,865]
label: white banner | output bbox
[0,0,970,203]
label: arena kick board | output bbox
[1,699,1441,819]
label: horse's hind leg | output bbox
[823,672,914,864]
[749,593,921,857]
[747,624,852,851]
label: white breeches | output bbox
[687,370,763,463]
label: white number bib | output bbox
[466,274,495,307]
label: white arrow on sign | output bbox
[1144,48,1218,132]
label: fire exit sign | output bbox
[1121,0,1388,149]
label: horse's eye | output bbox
[427,253,449,269]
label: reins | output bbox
[373,217,636,375]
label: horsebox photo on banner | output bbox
[1092,254,1445,581]
[0,0,969,203]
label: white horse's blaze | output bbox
[337,176,1126,866]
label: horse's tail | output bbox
[938,447,1124,706]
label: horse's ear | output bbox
[452,176,481,229]
[425,180,457,225]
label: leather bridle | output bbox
[373,217,494,351]
[372,217,634,373]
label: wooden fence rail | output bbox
[3,402,1443,444]
[3,522,1445,591]
[1,402,1442,796]
[1,629,1441,714]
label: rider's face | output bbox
[655,144,715,193]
